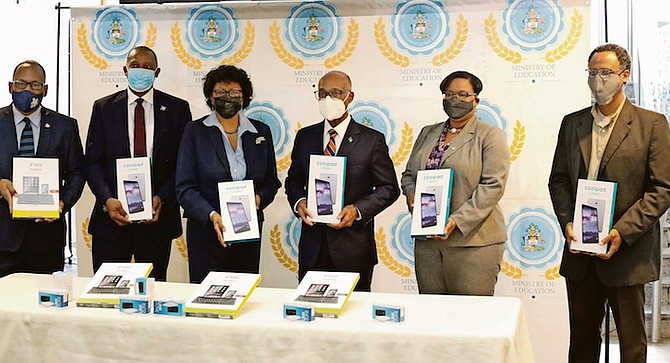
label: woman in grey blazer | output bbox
[401,71,510,296]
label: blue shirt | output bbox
[203,111,258,181]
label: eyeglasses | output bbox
[314,89,349,100]
[442,91,477,100]
[586,68,623,79]
[11,79,44,91]
[212,89,243,98]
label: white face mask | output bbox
[318,96,347,121]
[588,75,622,105]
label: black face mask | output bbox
[213,96,242,119]
[442,99,474,119]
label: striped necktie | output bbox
[324,128,337,156]
[19,118,35,156]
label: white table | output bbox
[0,273,534,362]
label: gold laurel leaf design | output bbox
[170,22,203,70]
[374,17,411,67]
[501,259,523,279]
[276,153,292,173]
[324,19,359,69]
[269,20,305,70]
[81,217,93,252]
[484,14,522,64]
[509,120,526,162]
[220,21,255,66]
[375,227,412,277]
[174,234,188,261]
[391,122,414,167]
[270,224,298,272]
[544,265,561,280]
[145,22,157,48]
[77,23,108,70]
[544,10,583,63]
[432,14,469,67]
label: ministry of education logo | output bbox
[91,7,141,59]
[376,212,414,277]
[505,207,563,269]
[476,99,525,162]
[245,101,293,172]
[501,0,564,51]
[349,100,414,167]
[271,1,359,69]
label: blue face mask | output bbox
[12,90,43,113]
[127,68,156,93]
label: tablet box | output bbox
[135,277,155,296]
[119,296,150,314]
[372,304,404,322]
[154,299,185,317]
[283,302,315,322]
[38,289,68,308]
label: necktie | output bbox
[134,98,146,157]
[324,128,337,156]
[19,118,35,156]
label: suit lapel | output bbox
[599,101,633,174]
[419,123,444,167]
[441,123,475,164]
[337,118,360,156]
[576,113,593,171]
[35,108,53,155]
[114,92,131,157]
[208,125,232,180]
[152,91,167,159]
[0,107,18,154]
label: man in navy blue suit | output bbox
[0,60,85,277]
[285,70,400,291]
[84,46,191,281]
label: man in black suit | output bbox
[0,60,85,277]
[84,46,191,281]
[285,70,400,291]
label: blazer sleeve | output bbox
[400,125,431,200]
[614,113,670,245]
[548,115,576,231]
[451,128,510,237]
[175,122,215,226]
[255,125,281,211]
[83,99,114,203]
[284,129,307,216]
[353,132,400,222]
[60,117,85,213]
[156,100,192,206]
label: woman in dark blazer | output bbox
[401,71,510,296]
[176,65,281,283]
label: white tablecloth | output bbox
[0,273,534,363]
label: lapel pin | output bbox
[45,123,51,128]
[160,105,167,111]
[348,137,353,143]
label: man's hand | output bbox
[297,199,314,226]
[255,194,261,209]
[597,228,622,260]
[328,204,358,230]
[0,179,17,213]
[36,200,64,223]
[406,193,414,214]
[428,217,456,240]
[210,211,227,247]
[105,198,131,226]
[564,222,580,254]
[142,195,162,224]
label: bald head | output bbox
[318,71,352,91]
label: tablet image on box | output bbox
[315,179,334,216]
[218,180,260,243]
[294,283,338,304]
[571,179,617,254]
[123,180,144,214]
[307,155,346,224]
[420,193,438,228]
[116,157,152,221]
[127,173,146,201]
[581,204,599,244]
[226,202,251,234]
[319,173,338,204]
[410,169,453,237]
[587,198,606,232]
[230,195,252,221]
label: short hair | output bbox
[439,71,483,95]
[13,60,46,82]
[202,65,254,109]
[588,43,631,72]
[319,70,352,91]
[126,46,159,67]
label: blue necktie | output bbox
[19,118,34,156]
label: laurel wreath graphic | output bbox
[270,224,299,272]
[269,20,305,70]
[509,120,525,162]
[170,22,203,70]
[374,18,411,68]
[145,22,157,48]
[544,10,583,63]
[391,122,414,167]
[501,259,523,279]
[174,234,189,261]
[544,265,562,280]
[219,21,255,66]
[375,227,413,277]
[432,14,469,67]
[77,23,109,70]
[276,154,292,173]
[323,19,359,69]
[81,217,93,252]
[484,14,523,64]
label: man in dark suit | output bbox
[84,46,191,281]
[549,44,670,362]
[285,70,400,291]
[0,60,85,277]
